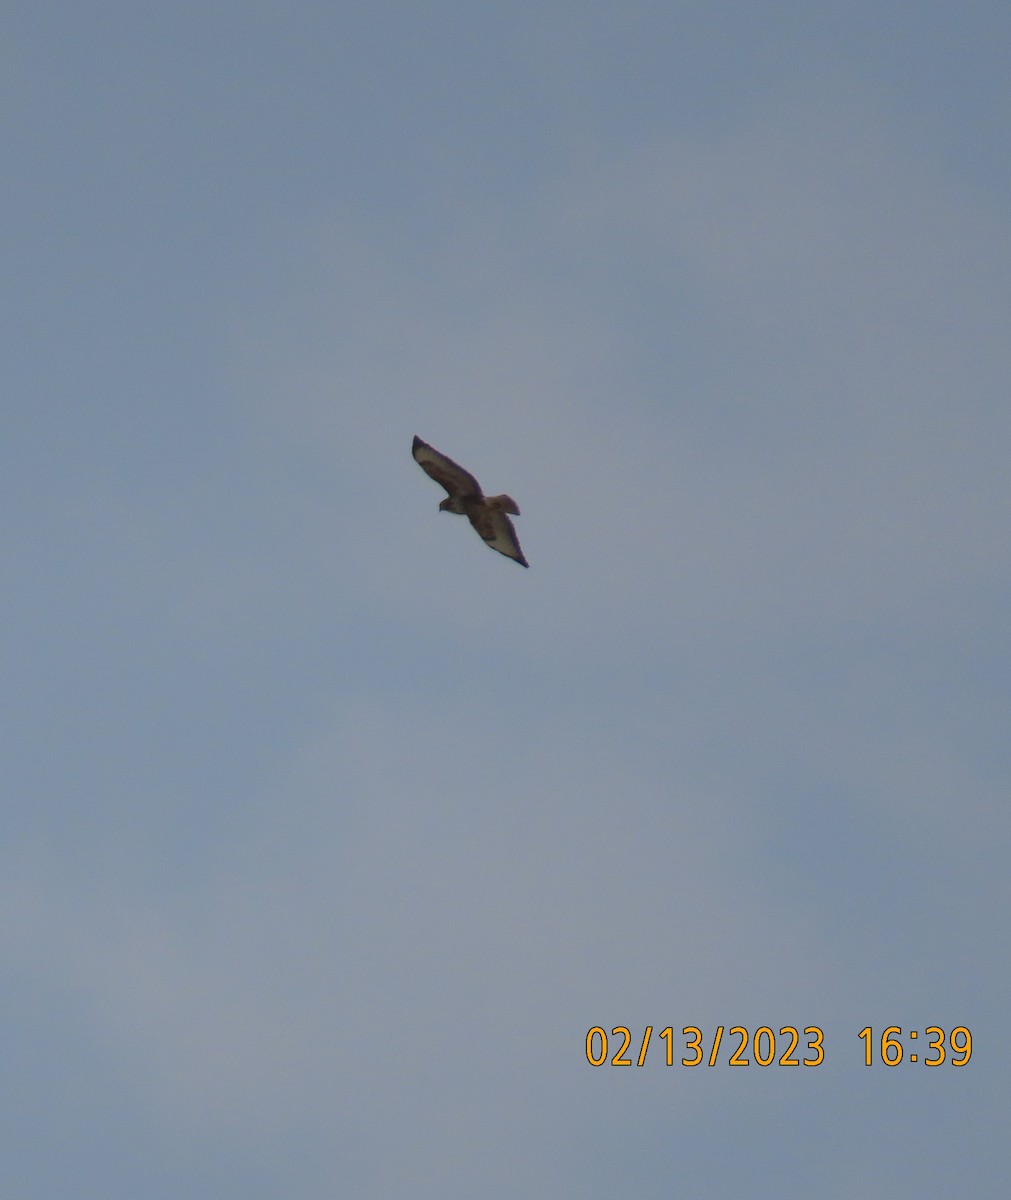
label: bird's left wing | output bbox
[412,436,482,499]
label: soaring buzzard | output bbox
[412,436,529,567]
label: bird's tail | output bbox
[485,494,520,515]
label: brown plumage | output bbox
[412,436,529,567]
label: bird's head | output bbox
[438,497,459,513]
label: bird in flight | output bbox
[412,436,529,567]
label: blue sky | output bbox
[3,3,1010,1196]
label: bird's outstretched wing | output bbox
[467,505,529,567]
[411,436,482,500]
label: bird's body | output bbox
[412,436,528,567]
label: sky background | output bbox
[3,2,1010,1196]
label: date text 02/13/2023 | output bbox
[585,1025,973,1068]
